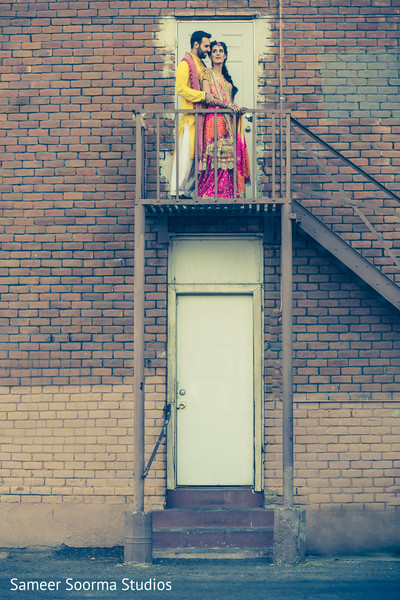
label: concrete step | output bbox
[153,508,274,529]
[153,526,274,550]
[166,488,264,509]
[152,547,272,559]
[152,507,274,557]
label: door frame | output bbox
[167,283,263,491]
[176,20,256,112]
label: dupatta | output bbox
[182,52,206,162]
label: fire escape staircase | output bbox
[134,112,400,559]
[290,117,400,312]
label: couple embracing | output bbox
[170,30,250,199]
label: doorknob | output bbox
[177,402,186,410]
[245,112,253,122]
[245,126,251,132]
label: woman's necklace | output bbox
[211,69,225,81]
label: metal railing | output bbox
[134,109,292,205]
[290,117,400,284]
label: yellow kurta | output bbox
[176,54,208,158]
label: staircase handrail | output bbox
[290,117,400,205]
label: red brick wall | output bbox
[0,1,399,518]
[0,1,138,385]
[1,0,398,384]
[142,218,400,510]
[283,0,400,286]
[264,233,400,508]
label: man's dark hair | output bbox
[190,30,211,49]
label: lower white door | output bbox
[176,294,254,486]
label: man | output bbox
[170,30,220,198]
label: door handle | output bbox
[245,126,251,132]
[245,112,253,122]
[177,402,186,410]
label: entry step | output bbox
[166,488,265,508]
[152,507,274,556]
[153,527,273,550]
[153,508,274,528]
[153,547,272,559]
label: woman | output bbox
[198,41,250,199]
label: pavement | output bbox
[0,548,399,600]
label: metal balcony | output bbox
[134,108,292,209]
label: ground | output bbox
[0,549,400,600]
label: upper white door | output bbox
[177,20,255,187]
[176,294,254,486]
[177,21,255,112]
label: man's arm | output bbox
[202,78,224,107]
[176,60,206,104]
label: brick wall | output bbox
[284,0,400,285]
[142,218,400,511]
[0,1,137,386]
[266,400,400,508]
[264,233,400,509]
[0,0,399,538]
[0,384,134,503]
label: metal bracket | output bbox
[155,216,169,244]
[142,403,171,479]
[264,214,279,244]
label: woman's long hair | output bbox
[210,40,238,100]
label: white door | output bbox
[176,294,254,486]
[177,21,255,174]
[177,21,254,112]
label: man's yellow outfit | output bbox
[170,53,208,197]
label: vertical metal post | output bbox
[233,110,237,200]
[134,113,145,512]
[133,202,145,512]
[286,112,291,200]
[214,109,218,198]
[125,113,151,565]
[156,114,160,200]
[194,111,199,200]
[175,112,180,197]
[136,114,143,201]
[272,114,276,199]
[252,110,256,200]
[281,111,294,509]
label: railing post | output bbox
[286,112,291,201]
[135,114,143,200]
[272,114,276,200]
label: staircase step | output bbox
[166,488,264,508]
[151,506,274,557]
[153,527,274,550]
[153,547,271,559]
[152,508,274,529]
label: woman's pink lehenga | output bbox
[198,71,250,199]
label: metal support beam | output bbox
[124,115,151,565]
[281,201,294,508]
[133,202,145,512]
[294,201,400,312]
[125,202,152,563]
